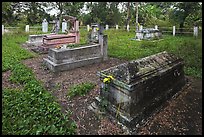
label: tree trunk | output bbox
[126,2,130,29]
[135,2,139,32]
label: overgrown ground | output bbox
[2,29,202,135]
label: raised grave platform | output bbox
[43,34,107,72]
[93,51,186,131]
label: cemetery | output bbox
[2,2,202,135]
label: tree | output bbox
[170,2,202,31]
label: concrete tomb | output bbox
[135,28,162,40]
[43,25,107,72]
[93,51,186,130]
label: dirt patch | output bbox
[3,45,202,135]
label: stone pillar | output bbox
[42,19,48,32]
[62,19,67,33]
[75,21,80,43]
[194,26,198,37]
[106,25,109,30]
[127,25,130,32]
[99,34,108,61]
[116,25,118,30]
[155,25,158,30]
[173,26,176,36]
[139,25,143,31]
[75,20,79,31]
[2,25,4,34]
[25,25,29,32]
[87,25,90,31]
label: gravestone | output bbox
[25,25,29,32]
[116,25,119,30]
[88,23,102,43]
[42,19,48,32]
[62,19,67,33]
[92,51,186,131]
[106,25,109,30]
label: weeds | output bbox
[67,82,95,98]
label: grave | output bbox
[90,51,186,131]
[43,24,108,72]
[26,34,47,46]
[38,15,80,52]
[134,28,162,40]
[27,16,80,53]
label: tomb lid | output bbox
[44,34,74,39]
[99,51,184,84]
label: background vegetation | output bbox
[2,2,202,29]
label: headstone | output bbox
[62,19,67,33]
[106,25,109,30]
[155,25,158,30]
[173,26,176,36]
[42,19,48,32]
[87,25,90,31]
[194,26,198,37]
[25,25,29,32]
[116,25,118,30]
[89,23,100,43]
[139,25,143,31]
[127,25,130,32]
[2,25,4,34]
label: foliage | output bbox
[67,82,95,98]
[169,2,202,29]
[2,33,77,135]
[2,32,35,72]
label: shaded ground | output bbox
[2,46,202,135]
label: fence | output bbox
[2,24,201,37]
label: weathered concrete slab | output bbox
[26,34,47,46]
[43,34,108,72]
[95,51,186,130]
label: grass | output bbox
[2,27,202,134]
[2,31,77,135]
[67,82,95,98]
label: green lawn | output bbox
[2,28,202,135]
[2,31,77,135]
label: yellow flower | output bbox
[103,78,110,83]
[96,28,99,31]
[103,75,114,83]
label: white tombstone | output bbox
[2,25,4,34]
[25,25,29,32]
[127,25,130,32]
[87,25,90,31]
[42,19,48,32]
[62,19,67,33]
[173,26,176,36]
[139,25,143,31]
[155,25,158,30]
[116,25,118,30]
[106,25,109,30]
[194,26,198,37]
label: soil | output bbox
[2,44,202,135]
